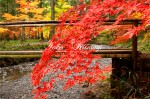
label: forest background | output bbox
[0,0,150,52]
[0,0,73,50]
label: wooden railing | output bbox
[0,49,134,58]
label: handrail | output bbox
[0,19,142,27]
[0,49,134,58]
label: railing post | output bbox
[132,20,138,71]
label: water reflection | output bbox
[0,61,36,85]
[0,68,28,83]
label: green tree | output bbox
[0,0,17,20]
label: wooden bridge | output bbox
[0,19,150,97]
[0,19,143,69]
[0,49,149,71]
[0,19,149,70]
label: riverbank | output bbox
[0,58,112,99]
[0,58,39,67]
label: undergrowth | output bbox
[0,39,48,51]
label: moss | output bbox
[0,39,48,51]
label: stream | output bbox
[0,45,114,99]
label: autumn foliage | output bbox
[31,0,150,98]
[1,0,72,40]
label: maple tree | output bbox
[1,0,45,41]
[1,0,72,40]
[31,0,150,98]
[2,0,44,21]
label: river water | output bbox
[0,45,114,99]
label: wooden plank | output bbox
[92,54,131,58]
[0,49,132,55]
[0,51,42,55]
[0,55,42,58]
[0,49,133,58]
[0,54,132,58]
[0,19,143,27]
[93,49,132,54]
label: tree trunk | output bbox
[49,0,55,39]
[21,27,25,42]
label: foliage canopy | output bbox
[31,0,150,99]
